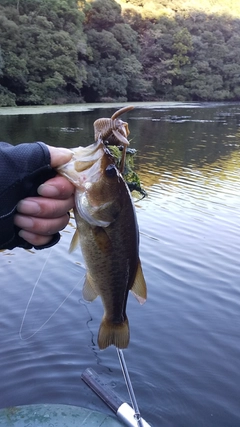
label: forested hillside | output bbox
[0,0,240,106]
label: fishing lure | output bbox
[93,105,134,172]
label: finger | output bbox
[14,213,70,236]
[47,146,73,168]
[17,195,74,218]
[38,175,74,199]
[18,230,52,247]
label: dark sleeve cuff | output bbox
[2,231,61,251]
[34,233,61,250]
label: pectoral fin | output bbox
[76,193,111,227]
[130,260,147,305]
[69,229,80,253]
[92,227,112,254]
[82,273,99,302]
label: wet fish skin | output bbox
[58,140,147,349]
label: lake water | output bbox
[1,102,240,426]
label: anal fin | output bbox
[82,273,99,302]
[130,260,147,305]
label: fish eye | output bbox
[105,164,117,178]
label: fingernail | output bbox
[58,148,73,156]
[38,184,60,197]
[18,229,29,239]
[57,149,73,165]
[17,200,41,215]
[49,146,73,168]
[14,216,34,229]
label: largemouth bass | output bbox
[58,140,147,350]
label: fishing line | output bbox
[79,298,95,345]
[140,231,160,242]
[19,247,84,340]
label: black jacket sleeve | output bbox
[0,141,60,250]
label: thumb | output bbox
[47,145,73,168]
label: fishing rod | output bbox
[82,351,151,427]
[116,348,147,427]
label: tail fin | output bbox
[97,317,129,350]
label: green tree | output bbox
[84,0,123,30]
[111,23,140,54]
[83,1,150,101]
[0,0,86,105]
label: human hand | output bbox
[14,146,74,248]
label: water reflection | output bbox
[138,149,240,212]
[123,104,240,217]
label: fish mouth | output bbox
[71,140,114,171]
[72,140,105,172]
[75,142,115,182]
[57,140,115,187]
